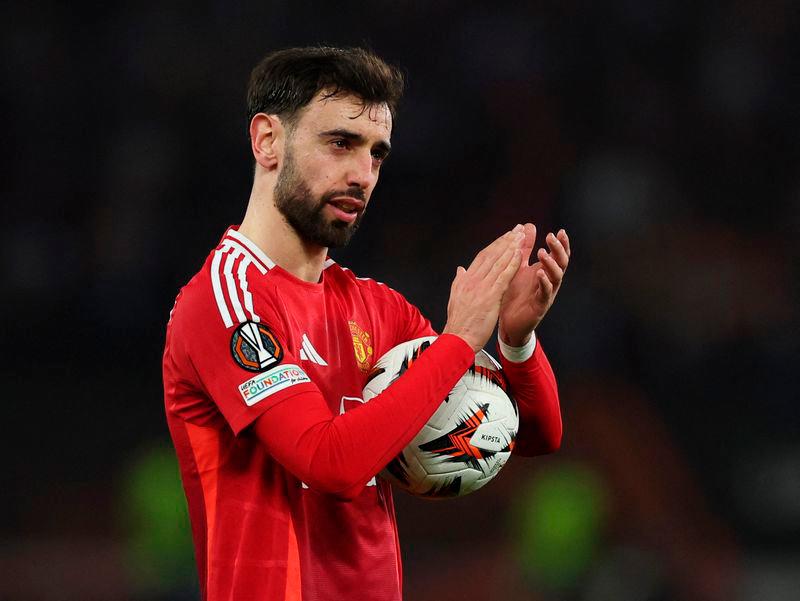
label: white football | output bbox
[363,336,519,498]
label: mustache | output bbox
[321,187,367,204]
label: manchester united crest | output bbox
[349,320,374,373]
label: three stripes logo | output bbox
[299,333,328,366]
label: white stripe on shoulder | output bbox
[227,229,276,269]
[211,247,234,328]
[223,249,247,324]
[237,257,260,322]
[335,265,385,285]
[356,276,385,285]
[221,239,267,274]
[212,241,265,327]
[323,258,335,269]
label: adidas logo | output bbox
[299,333,328,366]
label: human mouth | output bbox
[326,197,365,223]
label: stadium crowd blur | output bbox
[3,2,799,600]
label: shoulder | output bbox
[323,259,397,298]
[171,233,277,331]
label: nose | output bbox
[346,150,378,192]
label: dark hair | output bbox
[246,46,405,129]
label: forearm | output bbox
[253,334,475,499]
[497,334,562,455]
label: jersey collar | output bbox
[222,226,276,270]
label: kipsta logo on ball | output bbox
[231,321,284,372]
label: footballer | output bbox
[163,46,570,601]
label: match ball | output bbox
[363,336,518,498]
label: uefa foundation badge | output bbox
[238,364,310,406]
[231,321,284,372]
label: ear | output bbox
[249,113,285,171]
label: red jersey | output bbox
[163,226,561,601]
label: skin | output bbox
[239,90,570,353]
[240,91,391,283]
[498,224,571,347]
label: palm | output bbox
[498,224,570,345]
[500,260,546,337]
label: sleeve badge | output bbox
[231,321,284,372]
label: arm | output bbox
[253,334,474,500]
[177,228,524,500]
[253,229,525,499]
[497,224,570,454]
[497,333,562,456]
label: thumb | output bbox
[448,266,466,307]
[450,266,466,293]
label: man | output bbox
[163,46,570,601]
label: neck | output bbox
[239,178,327,283]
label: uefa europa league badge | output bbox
[231,321,284,372]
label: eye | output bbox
[371,149,389,163]
[331,139,350,150]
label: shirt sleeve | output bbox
[497,337,563,456]
[168,285,318,435]
[254,334,475,500]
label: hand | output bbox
[443,228,524,353]
[498,224,571,346]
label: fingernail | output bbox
[513,224,523,232]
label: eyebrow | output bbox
[319,128,392,156]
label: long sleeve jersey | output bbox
[163,226,561,601]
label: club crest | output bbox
[349,320,374,373]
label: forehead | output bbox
[294,91,393,139]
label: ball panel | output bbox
[366,337,518,499]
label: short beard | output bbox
[273,146,366,249]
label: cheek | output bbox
[309,154,349,188]
[295,153,334,189]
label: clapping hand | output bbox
[498,223,571,346]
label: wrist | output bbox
[441,325,481,354]
[498,330,537,363]
[498,327,533,348]
[438,332,479,358]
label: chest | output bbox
[268,283,380,408]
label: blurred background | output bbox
[2,1,799,600]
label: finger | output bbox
[448,265,465,298]
[488,235,523,282]
[496,247,522,290]
[557,228,571,258]
[520,223,537,266]
[545,232,569,271]
[469,228,519,277]
[476,229,522,280]
[537,247,564,287]
[535,268,553,302]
